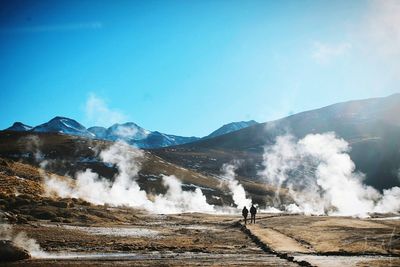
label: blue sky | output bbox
[1,0,399,137]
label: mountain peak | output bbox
[205,120,258,139]
[5,122,33,132]
[32,116,94,138]
[106,122,151,141]
[51,116,70,120]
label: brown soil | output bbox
[249,214,400,255]
[0,147,399,266]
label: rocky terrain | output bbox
[1,95,400,265]
[0,153,399,266]
[0,131,285,207]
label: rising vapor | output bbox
[0,223,47,258]
[44,141,214,214]
[259,132,400,217]
[221,163,252,209]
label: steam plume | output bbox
[44,141,214,214]
[221,163,252,209]
[259,132,400,217]
[0,223,47,258]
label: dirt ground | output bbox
[244,214,400,267]
[2,212,299,266]
[1,211,400,266]
[0,157,399,266]
[250,214,400,255]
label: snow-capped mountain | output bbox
[88,124,199,148]
[104,122,151,141]
[5,122,33,132]
[205,120,258,139]
[87,126,107,139]
[3,117,258,148]
[135,131,199,149]
[31,117,95,138]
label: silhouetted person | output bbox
[242,206,249,224]
[250,204,257,224]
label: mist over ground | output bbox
[35,131,400,217]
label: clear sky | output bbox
[1,0,399,137]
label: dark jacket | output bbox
[250,205,257,215]
[242,207,248,217]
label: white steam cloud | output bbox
[44,141,214,214]
[259,133,400,217]
[221,163,252,209]
[0,223,47,258]
[114,125,139,139]
[85,94,127,127]
[18,135,44,163]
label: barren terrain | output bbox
[0,133,399,266]
[2,212,400,266]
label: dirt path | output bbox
[246,225,311,253]
[239,215,400,267]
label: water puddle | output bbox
[44,224,159,237]
[294,254,398,267]
[371,216,400,220]
[38,252,154,260]
[36,251,284,261]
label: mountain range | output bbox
[1,93,399,204]
[3,118,258,149]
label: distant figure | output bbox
[242,206,249,224]
[250,204,257,224]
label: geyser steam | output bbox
[259,132,400,216]
[0,223,47,258]
[44,141,214,214]
[221,163,252,208]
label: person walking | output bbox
[242,206,249,225]
[250,204,257,224]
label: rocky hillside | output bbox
[0,132,278,206]
[153,94,400,191]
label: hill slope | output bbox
[0,131,278,206]
[153,94,400,191]
[205,120,258,139]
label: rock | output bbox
[45,200,68,208]
[80,200,91,206]
[31,210,57,220]
[3,212,17,223]
[59,210,74,218]
[16,216,28,224]
[14,196,31,206]
[50,217,63,223]
[0,199,8,207]
[0,240,30,262]
[298,260,312,266]
[25,215,36,221]
[78,214,89,221]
